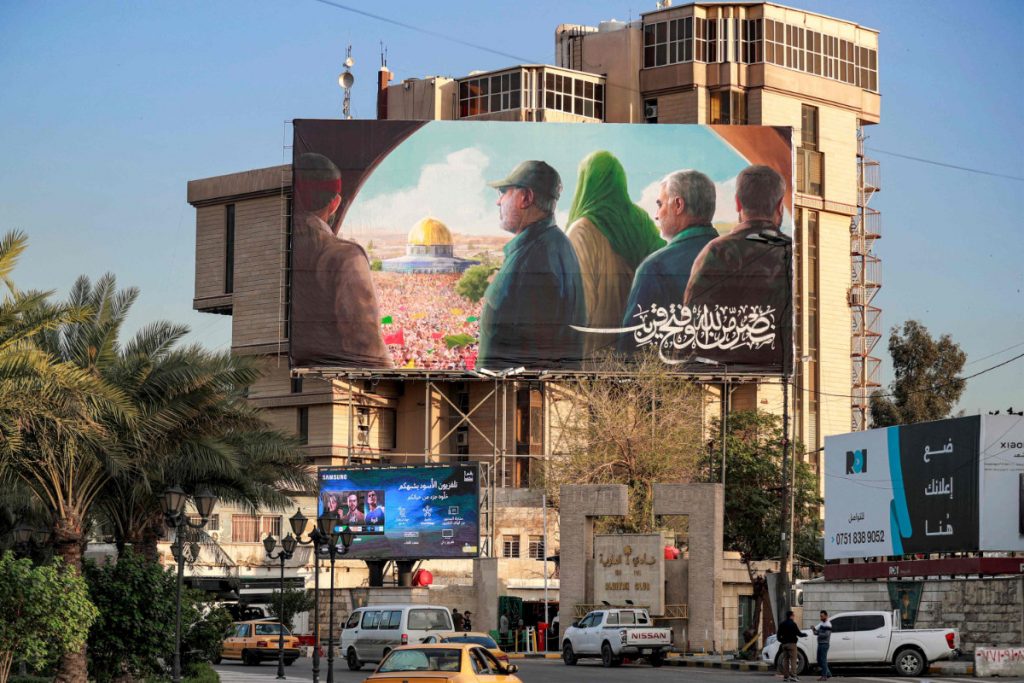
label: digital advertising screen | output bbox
[290,120,794,374]
[317,463,481,560]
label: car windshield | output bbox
[254,623,289,636]
[443,635,498,648]
[378,648,462,673]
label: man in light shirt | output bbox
[812,610,833,680]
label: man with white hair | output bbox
[619,169,718,354]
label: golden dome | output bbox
[407,217,453,246]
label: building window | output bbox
[709,90,747,125]
[644,17,695,68]
[796,104,823,196]
[458,70,522,117]
[763,19,877,92]
[291,376,303,394]
[232,515,281,543]
[541,71,603,120]
[502,535,521,558]
[298,406,309,445]
[528,535,545,560]
[741,18,763,63]
[188,513,220,532]
[224,204,235,294]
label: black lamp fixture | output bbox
[162,486,218,683]
[289,507,327,683]
[317,509,353,683]
[265,530,299,680]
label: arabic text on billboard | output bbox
[318,464,480,560]
[290,120,794,373]
[823,415,1024,559]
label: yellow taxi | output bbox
[419,632,511,666]
[218,620,301,666]
[362,643,521,682]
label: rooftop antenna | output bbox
[380,40,387,68]
[338,44,355,119]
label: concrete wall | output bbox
[802,577,1024,652]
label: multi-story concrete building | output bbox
[184,0,881,644]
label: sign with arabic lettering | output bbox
[318,463,480,559]
[290,119,794,374]
[824,415,1024,559]
[593,534,665,615]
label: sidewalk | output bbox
[506,651,976,676]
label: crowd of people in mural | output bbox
[372,272,483,370]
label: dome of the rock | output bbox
[407,217,453,247]
[381,216,477,274]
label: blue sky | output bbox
[1,0,1021,416]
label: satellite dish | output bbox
[338,71,354,89]
[344,56,355,68]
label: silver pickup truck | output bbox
[562,608,673,668]
[761,610,960,677]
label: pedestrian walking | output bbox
[452,608,464,631]
[777,610,806,682]
[812,610,833,680]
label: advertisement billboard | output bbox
[318,463,480,560]
[290,120,794,373]
[824,415,1024,559]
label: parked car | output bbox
[562,608,673,667]
[419,631,510,665]
[362,643,520,682]
[760,610,960,677]
[341,604,455,671]
[218,620,300,666]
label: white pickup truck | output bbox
[761,610,960,677]
[562,608,673,668]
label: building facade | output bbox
[185,0,881,638]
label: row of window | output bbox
[642,16,878,93]
[183,514,282,543]
[457,70,605,120]
[502,534,545,559]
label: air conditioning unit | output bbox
[356,431,371,446]
[455,431,469,447]
[209,531,221,542]
[644,103,658,119]
[357,411,369,426]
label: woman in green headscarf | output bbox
[566,150,665,357]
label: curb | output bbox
[667,658,771,671]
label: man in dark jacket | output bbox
[777,610,806,682]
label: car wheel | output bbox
[212,655,222,665]
[242,650,258,666]
[562,642,577,666]
[284,657,297,666]
[650,652,665,667]
[894,647,925,677]
[601,642,617,668]
[346,648,362,671]
[795,649,807,675]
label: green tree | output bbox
[266,587,316,632]
[0,552,98,683]
[182,605,232,671]
[869,320,967,427]
[84,549,177,682]
[370,258,383,271]
[455,264,496,303]
[544,353,704,532]
[697,410,821,570]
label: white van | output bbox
[340,604,454,671]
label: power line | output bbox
[865,147,1024,182]
[309,0,534,64]
[965,339,1024,366]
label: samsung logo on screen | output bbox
[846,449,867,474]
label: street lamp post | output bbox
[745,229,794,624]
[317,511,353,683]
[289,508,325,683]
[264,531,299,680]
[162,486,218,683]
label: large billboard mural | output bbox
[318,464,481,560]
[824,415,1024,559]
[290,120,794,373]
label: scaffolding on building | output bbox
[851,126,883,431]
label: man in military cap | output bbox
[477,160,585,369]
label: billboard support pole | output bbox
[347,375,354,461]
[424,379,431,463]
[543,493,549,629]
